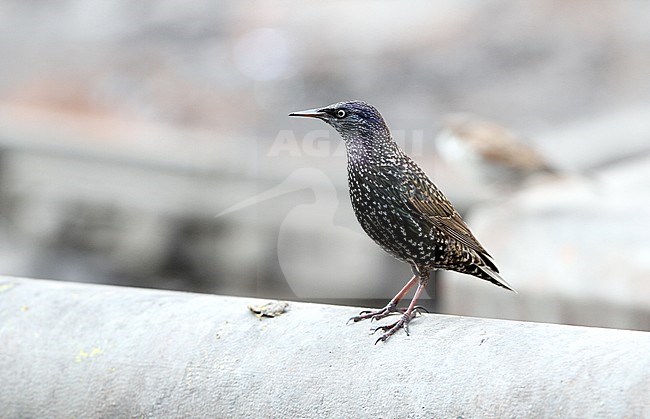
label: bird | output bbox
[435,113,557,198]
[289,101,515,343]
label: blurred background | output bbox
[0,0,648,330]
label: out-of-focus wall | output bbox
[0,0,648,329]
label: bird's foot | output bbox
[347,304,428,324]
[348,302,420,324]
[371,308,427,344]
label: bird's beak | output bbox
[289,108,327,120]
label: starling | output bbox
[436,113,556,191]
[289,101,514,343]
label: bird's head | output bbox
[290,100,390,142]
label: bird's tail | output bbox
[477,265,517,293]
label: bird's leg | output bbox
[348,275,418,324]
[373,276,428,344]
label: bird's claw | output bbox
[347,303,400,324]
[372,310,424,343]
[350,303,427,342]
[411,305,429,316]
[370,324,388,334]
[371,317,410,334]
[373,315,410,344]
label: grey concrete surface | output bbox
[0,277,648,418]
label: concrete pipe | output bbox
[0,277,648,418]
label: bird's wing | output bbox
[405,177,492,260]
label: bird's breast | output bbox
[347,164,437,264]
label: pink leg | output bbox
[402,280,427,319]
[387,274,419,307]
[348,275,419,324]
[373,277,429,343]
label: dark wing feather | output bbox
[405,177,498,270]
[408,194,487,255]
[397,165,514,290]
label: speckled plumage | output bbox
[290,100,513,342]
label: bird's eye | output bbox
[336,109,346,118]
